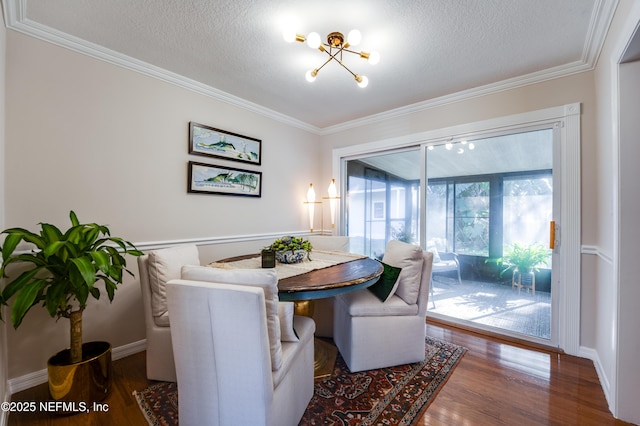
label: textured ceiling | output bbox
[6,0,613,130]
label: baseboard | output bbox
[579,345,614,414]
[7,339,147,395]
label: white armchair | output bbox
[137,244,200,382]
[307,235,351,338]
[333,240,434,372]
[307,235,351,253]
[166,268,315,426]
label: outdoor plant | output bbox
[494,242,550,276]
[0,211,142,364]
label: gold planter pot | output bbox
[47,341,112,406]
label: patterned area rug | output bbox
[133,337,466,426]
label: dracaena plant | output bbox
[0,211,142,364]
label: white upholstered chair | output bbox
[137,244,200,382]
[333,240,434,372]
[307,235,351,338]
[307,235,351,253]
[166,267,315,426]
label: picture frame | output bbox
[189,122,262,165]
[188,161,262,197]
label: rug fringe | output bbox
[133,389,161,426]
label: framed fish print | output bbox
[188,161,262,197]
[189,122,262,165]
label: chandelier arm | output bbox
[315,56,334,73]
[322,45,348,63]
[337,61,358,78]
[314,46,343,73]
[341,48,362,56]
[320,44,358,78]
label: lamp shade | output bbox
[328,179,338,228]
[307,183,316,232]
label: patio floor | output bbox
[427,276,551,340]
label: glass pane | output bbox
[503,175,553,268]
[346,149,420,258]
[426,127,554,341]
[426,182,450,252]
[454,181,490,256]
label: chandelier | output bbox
[283,28,380,88]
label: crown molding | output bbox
[4,0,617,136]
[582,0,620,65]
[319,61,592,135]
[3,0,321,134]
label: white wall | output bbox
[617,58,640,424]
[4,30,322,381]
[593,0,640,422]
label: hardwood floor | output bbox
[422,322,632,425]
[7,321,632,425]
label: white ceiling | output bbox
[357,128,554,181]
[4,0,616,131]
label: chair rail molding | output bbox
[581,244,613,265]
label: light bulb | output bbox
[368,51,380,65]
[469,143,475,150]
[347,29,362,46]
[306,32,321,49]
[428,145,435,150]
[457,148,464,154]
[282,16,300,42]
[283,28,297,43]
[356,75,368,88]
[305,69,317,82]
[445,142,453,150]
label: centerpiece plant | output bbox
[268,236,313,264]
[0,211,142,364]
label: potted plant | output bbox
[495,242,550,291]
[267,236,312,264]
[0,211,142,404]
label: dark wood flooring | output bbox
[7,321,633,425]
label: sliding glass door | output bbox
[344,126,558,344]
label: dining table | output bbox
[214,250,383,378]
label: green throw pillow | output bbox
[368,261,402,302]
